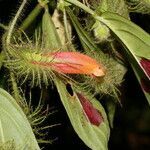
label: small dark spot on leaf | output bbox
[66,83,74,96]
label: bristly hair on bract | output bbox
[79,50,126,99]
[4,38,126,99]
[7,72,59,144]
[4,40,58,88]
[4,27,126,100]
[3,26,79,88]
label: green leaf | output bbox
[96,0,129,18]
[0,88,40,150]
[55,79,110,150]
[97,12,150,59]
[42,7,62,49]
[66,8,102,53]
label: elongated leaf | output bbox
[98,12,150,59]
[66,8,101,53]
[42,7,62,50]
[0,88,40,150]
[55,79,110,150]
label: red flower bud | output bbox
[40,52,106,77]
[77,93,103,126]
[140,58,150,78]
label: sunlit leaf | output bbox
[55,79,110,150]
[98,12,150,59]
[0,88,40,149]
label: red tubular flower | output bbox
[40,52,106,77]
[140,58,150,78]
[77,93,103,126]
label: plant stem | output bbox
[18,0,49,31]
[65,0,95,15]
[10,72,22,103]
[0,23,8,30]
[0,51,5,69]
[65,0,105,26]
[6,0,27,45]
[63,10,70,43]
[19,3,45,31]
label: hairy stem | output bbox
[19,0,49,31]
[65,0,94,15]
[10,72,23,105]
[19,4,43,31]
[63,10,71,43]
[6,0,27,45]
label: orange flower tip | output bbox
[92,67,106,77]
